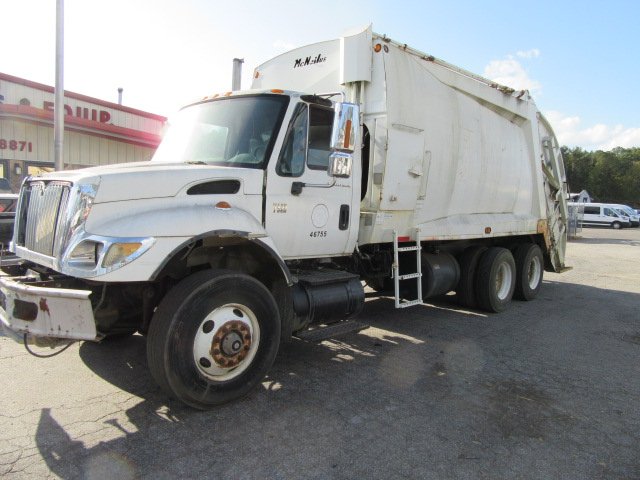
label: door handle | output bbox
[339,204,349,230]
[291,182,304,195]
[290,180,337,196]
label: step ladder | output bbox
[392,229,423,309]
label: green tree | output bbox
[562,146,640,207]
[562,146,593,194]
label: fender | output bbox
[149,229,293,285]
[83,200,292,284]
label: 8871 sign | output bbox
[0,139,33,152]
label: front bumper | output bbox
[0,274,98,343]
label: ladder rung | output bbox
[398,273,422,280]
[397,246,420,252]
[397,299,422,308]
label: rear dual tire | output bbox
[457,243,544,312]
[456,246,487,309]
[513,243,544,301]
[475,247,516,313]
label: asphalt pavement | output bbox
[1,227,639,479]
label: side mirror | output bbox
[330,102,360,153]
[328,152,353,178]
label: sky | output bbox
[2,0,639,151]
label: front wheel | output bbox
[147,269,280,409]
[612,221,622,229]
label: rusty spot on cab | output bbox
[39,298,51,315]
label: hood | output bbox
[29,162,265,203]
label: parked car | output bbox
[607,204,640,227]
[569,202,631,229]
[612,207,634,227]
[0,193,18,247]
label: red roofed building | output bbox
[0,72,166,192]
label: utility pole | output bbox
[54,0,65,171]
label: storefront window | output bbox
[27,164,55,176]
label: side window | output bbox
[604,208,615,217]
[276,104,308,177]
[584,206,599,215]
[307,105,334,170]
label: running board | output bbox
[294,321,369,342]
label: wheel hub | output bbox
[528,256,542,289]
[210,320,252,368]
[193,304,260,382]
[495,263,513,300]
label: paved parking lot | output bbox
[1,227,639,479]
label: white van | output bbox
[569,202,631,229]
[606,204,640,227]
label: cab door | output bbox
[265,102,355,259]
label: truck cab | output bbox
[150,91,360,260]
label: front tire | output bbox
[475,247,516,313]
[612,221,622,229]
[147,269,280,409]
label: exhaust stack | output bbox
[232,58,244,91]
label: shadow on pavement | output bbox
[33,280,640,479]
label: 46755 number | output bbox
[309,230,327,238]
[0,139,33,152]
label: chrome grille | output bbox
[19,181,71,256]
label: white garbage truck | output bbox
[0,27,568,409]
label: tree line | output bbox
[561,146,640,208]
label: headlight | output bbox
[60,235,155,278]
[54,183,99,258]
[68,240,102,268]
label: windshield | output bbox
[152,94,289,168]
[621,206,637,217]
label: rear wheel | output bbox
[456,246,487,308]
[513,243,544,301]
[147,269,280,409]
[364,275,393,293]
[475,247,516,313]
